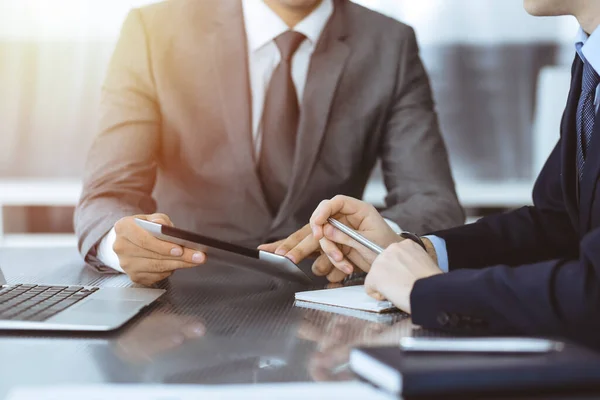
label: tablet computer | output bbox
[134,219,312,285]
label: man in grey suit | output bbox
[74,0,463,286]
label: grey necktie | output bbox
[576,61,600,180]
[258,31,306,215]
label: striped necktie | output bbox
[576,61,600,180]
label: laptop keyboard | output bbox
[0,284,99,322]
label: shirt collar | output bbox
[575,27,589,57]
[242,0,334,53]
[575,26,600,76]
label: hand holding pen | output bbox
[309,195,401,275]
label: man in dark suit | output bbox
[279,0,600,346]
[74,0,463,285]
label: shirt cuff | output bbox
[97,227,125,273]
[383,218,402,234]
[423,235,449,273]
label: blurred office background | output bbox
[0,0,579,242]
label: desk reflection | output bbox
[0,247,420,394]
[297,312,413,382]
[113,310,206,364]
[104,307,412,386]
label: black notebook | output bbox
[350,343,600,397]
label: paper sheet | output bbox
[295,285,396,313]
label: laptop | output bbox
[0,283,165,332]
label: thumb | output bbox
[147,213,174,227]
[365,284,386,301]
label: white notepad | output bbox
[294,285,396,313]
[295,300,396,324]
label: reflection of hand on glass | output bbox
[113,311,206,363]
[308,343,356,382]
[298,313,414,382]
[298,313,387,351]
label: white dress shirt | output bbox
[427,24,600,274]
[244,0,334,158]
[575,27,600,111]
[97,0,334,272]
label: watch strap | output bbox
[399,231,427,250]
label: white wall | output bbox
[0,0,579,43]
[353,0,578,45]
[0,0,151,40]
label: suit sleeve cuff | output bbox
[423,235,449,273]
[384,218,402,234]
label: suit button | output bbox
[473,318,489,328]
[437,312,450,326]
[460,315,473,329]
[449,314,460,327]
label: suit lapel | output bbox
[579,109,600,232]
[209,1,270,215]
[560,56,583,229]
[271,1,351,228]
[561,55,600,233]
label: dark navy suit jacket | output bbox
[411,56,600,347]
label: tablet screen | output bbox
[161,225,260,259]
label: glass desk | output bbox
[0,246,419,398]
[0,247,598,399]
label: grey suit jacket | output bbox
[75,0,464,262]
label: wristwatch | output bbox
[399,231,427,250]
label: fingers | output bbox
[312,254,353,283]
[114,232,206,266]
[311,252,355,283]
[365,257,386,301]
[125,230,184,258]
[310,198,341,240]
[310,195,374,239]
[129,271,173,286]
[257,239,284,253]
[114,214,208,283]
[345,248,372,273]
[318,234,344,264]
[310,232,370,280]
[284,234,320,264]
[146,213,174,227]
[326,267,348,283]
[311,253,335,276]
[323,224,378,267]
[259,225,320,264]
[114,216,205,263]
[365,283,386,301]
[274,224,313,256]
[115,238,204,264]
[319,237,354,275]
[115,216,184,257]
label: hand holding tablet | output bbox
[111,214,207,286]
[135,219,312,284]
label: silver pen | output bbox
[327,218,384,255]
